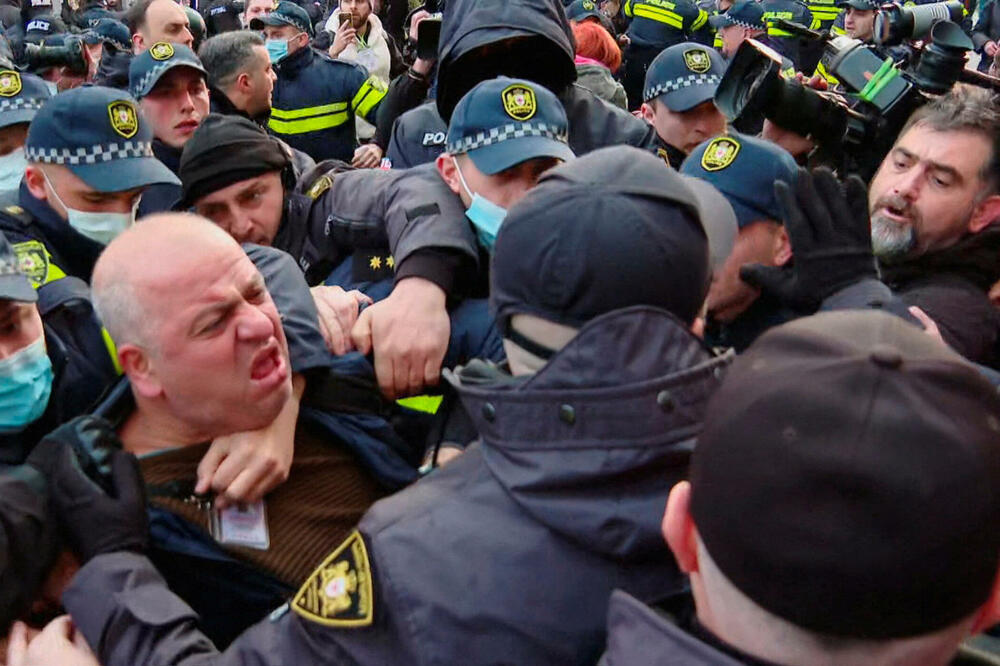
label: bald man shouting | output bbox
[37,214,383,647]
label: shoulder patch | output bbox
[0,70,22,97]
[306,175,332,200]
[700,136,741,172]
[5,205,24,215]
[501,84,537,121]
[683,48,711,73]
[13,240,50,289]
[292,530,374,628]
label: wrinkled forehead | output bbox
[142,239,254,313]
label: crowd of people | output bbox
[0,0,999,664]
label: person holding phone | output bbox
[325,0,395,161]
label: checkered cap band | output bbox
[0,97,46,114]
[131,61,176,97]
[25,141,154,165]
[727,16,765,29]
[447,121,569,155]
[644,73,722,101]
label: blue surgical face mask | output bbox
[0,336,53,433]
[265,37,289,63]
[452,156,507,252]
[44,81,58,95]
[0,148,27,191]
[42,170,140,246]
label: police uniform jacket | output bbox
[267,45,386,163]
[62,306,732,666]
[759,0,814,69]
[624,0,712,49]
[276,162,474,289]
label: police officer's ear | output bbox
[639,101,657,126]
[435,153,463,197]
[23,165,51,204]
[663,481,700,575]
[773,225,792,267]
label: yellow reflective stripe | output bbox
[633,5,684,28]
[713,31,723,47]
[101,327,123,375]
[397,395,443,414]
[351,77,387,120]
[692,8,709,29]
[814,60,840,86]
[625,0,635,17]
[830,23,846,34]
[268,111,350,134]
[769,28,795,36]
[43,260,66,286]
[269,102,348,120]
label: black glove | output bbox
[739,167,879,312]
[27,416,148,563]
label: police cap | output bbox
[709,0,766,30]
[643,41,726,111]
[25,86,179,193]
[491,146,709,329]
[691,310,1000,638]
[23,14,67,45]
[837,0,879,9]
[0,231,36,303]
[446,77,574,176]
[82,18,131,53]
[250,1,314,37]
[0,69,51,130]
[129,42,207,99]
[681,132,798,228]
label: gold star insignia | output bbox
[369,256,381,270]
[385,256,394,269]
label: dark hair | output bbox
[900,85,1000,196]
[124,0,155,34]
[198,30,265,89]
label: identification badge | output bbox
[210,500,270,550]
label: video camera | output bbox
[714,1,1000,179]
[23,34,87,75]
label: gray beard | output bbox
[871,214,916,262]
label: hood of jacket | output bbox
[436,0,577,122]
[447,306,731,560]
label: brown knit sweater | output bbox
[139,420,383,587]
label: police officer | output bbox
[384,0,657,170]
[759,0,813,70]
[81,17,132,71]
[640,41,726,168]
[710,0,772,59]
[620,0,711,110]
[0,86,178,285]
[0,68,50,193]
[201,0,243,35]
[128,41,209,215]
[252,1,387,164]
[680,132,800,351]
[53,145,731,666]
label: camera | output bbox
[714,2,1000,179]
[24,34,88,75]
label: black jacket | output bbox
[881,229,1000,369]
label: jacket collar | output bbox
[276,44,314,77]
[152,139,182,175]
[17,182,104,282]
[880,227,1000,292]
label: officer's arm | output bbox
[350,68,389,128]
[686,3,714,44]
[64,550,412,666]
[971,6,992,48]
[374,68,432,153]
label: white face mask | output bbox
[41,169,141,246]
[0,148,27,191]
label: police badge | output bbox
[149,41,175,61]
[701,136,741,171]
[683,48,711,74]
[108,101,139,139]
[501,84,537,121]
[0,70,22,97]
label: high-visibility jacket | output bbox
[624,0,711,48]
[268,46,386,162]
